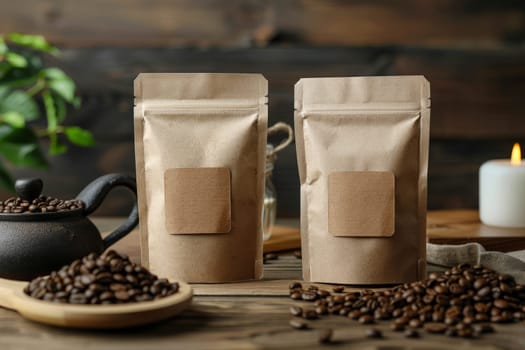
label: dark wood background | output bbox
[1,0,524,216]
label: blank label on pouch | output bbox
[328,171,395,237]
[164,167,231,234]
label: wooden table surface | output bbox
[1,210,524,349]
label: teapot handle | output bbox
[76,173,138,250]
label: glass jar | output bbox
[263,144,277,241]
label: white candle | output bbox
[479,143,525,228]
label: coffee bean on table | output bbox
[365,328,382,339]
[290,306,303,317]
[390,323,405,332]
[289,282,302,290]
[473,323,494,334]
[318,328,333,344]
[358,315,374,324]
[24,250,179,305]
[333,286,344,293]
[302,291,317,301]
[404,329,419,338]
[290,291,302,300]
[289,319,308,330]
[424,322,448,334]
[303,309,318,320]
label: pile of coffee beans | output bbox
[24,250,179,304]
[288,263,525,340]
[0,195,84,214]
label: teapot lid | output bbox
[0,178,84,221]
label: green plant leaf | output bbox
[42,90,57,131]
[0,87,9,99]
[1,111,25,128]
[54,93,67,122]
[48,77,75,103]
[0,89,39,121]
[0,142,48,167]
[49,133,67,155]
[0,161,15,192]
[0,125,48,168]
[41,67,68,80]
[0,38,7,55]
[72,95,81,109]
[5,52,28,68]
[7,33,58,54]
[64,126,95,147]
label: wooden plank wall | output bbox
[1,0,524,216]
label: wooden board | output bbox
[264,210,525,255]
[264,225,301,253]
[427,210,525,252]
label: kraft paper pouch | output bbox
[134,73,267,282]
[295,76,430,284]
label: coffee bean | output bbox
[290,306,303,317]
[424,322,447,334]
[404,329,419,338]
[315,305,328,315]
[289,319,308,330]
[290,292,302,300]
[302,291,317,301]
[390,323,405,332]
[445,328,458,337]
[303,310,318,320]
[289,282,302,290]
[365,328,382,339]
[115,291,130,301]
[263,253,278,261]
[494,299,509,309]
[473,323,494,334]
[318,328,333,344]
[408,319,422,328]
[333,286,345,293]
[474,278,487,290]
[358,315,374,324]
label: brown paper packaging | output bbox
[134,73,267,282]
[295,76,430,284]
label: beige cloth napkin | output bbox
[427,243,525,284]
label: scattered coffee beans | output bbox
[0,195,84,214]
[24,250,179,304]
[288,264,525,339]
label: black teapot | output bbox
[0,174,138,281]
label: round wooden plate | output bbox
[0,278,192,329]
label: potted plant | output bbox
[0,33,94,191]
